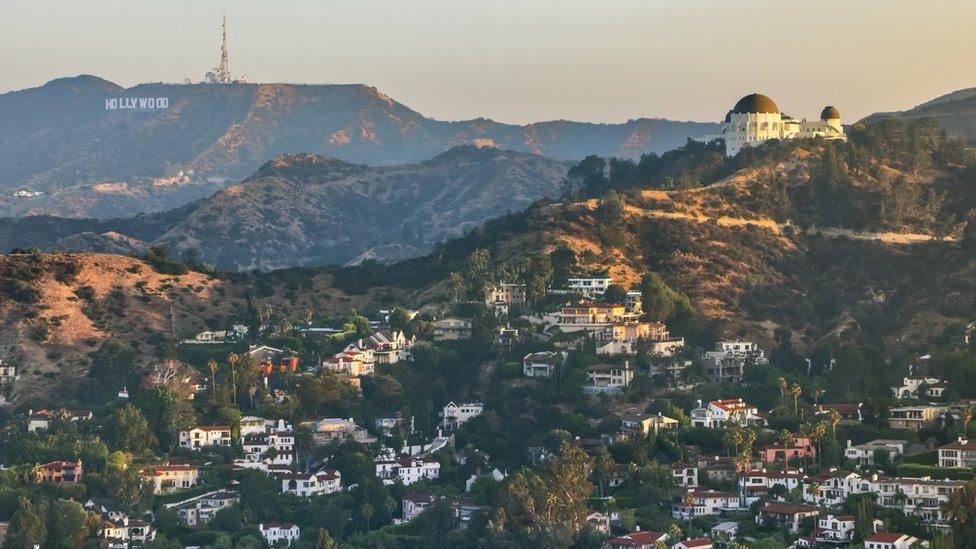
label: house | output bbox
[798,473,964,524]
[845,439,908,467]
[888,405,947,431]
[179,426,232,449]
[280,468,341,497]
[559,302,628,332]
[142,360,207,400]
[710,522,739,546]
[584,362,635,394]
[755,502,818,533]
[672,489,738,519]
[670,464,699,487]
[165,490,240,527]
[595,321,684,357]
[690,399,765,429]
[938,436,976,467]
[398,492,435,524]
[241,424,295,466]
[302,418,377,445]
[892,376,947,399]
[35,460,83,484]
[673,539,712,549]
[259,522,300,546]
[565,275,614,298]
[815,514,856,544]
[432,318,473,341]
[802,470,865,506]
[440,401,484,431]
[84,498,128,523]
[522,351,566,378]
[586,511,610,534]
[605,530,668,549]
[703,341,767,383]
[757,436,816,464]
[621,412,679,436]
[151,464,199,494]
[863,533,919,549]
[375,455,441,485]
[342,330,416,365]
[374,412,413,437]
[485,283,526,315]
[740,470,806,504]
[0,362,16,384]
[26,408,92,432]
[98,516,156,548]
[248,345,285,364]
[815,403,864,422]
[492,326,521,352]
[324,349,375,377]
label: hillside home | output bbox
[559,301,628,332]
[432,317,473,341]
[302,418,377,445]
[98,516,156,547]
[584,362,635,394]
[585,511,610,534]
[595,321,684,357]
[710,522,739,546]
[690,399,765,429]
[670,464,699,487]
[605,530,668,549]
[398,492,435,524]
[815,514,857,545]
[375,455,441,485]
[755,503,818,533]
[673,539,713,549]
[758,436,816,464]
[703,341,767,383]
[35,460,83,484]
[522,351,566,378]
[891,376,947,399]
[620,412,679,437]
[863,533,919,549]
[440,401,484,431]
[0,362,16,384]
[815,403,864,423]
[803,473,964,524]
[179,426,232,449]
[324,349,375,377]
[672,489,738,519]
[564,275,614,298]
[247,345,285,364]
[27,408,92,432]
[803,470,868,506]
[344,329,416,365]
[485,283,526,315]
[242,430,295,466]
[938,436,976,467]
[844,439,908,467]
[165,490,240,527]
[888,405,947,431]
[740,470,806,504]
[151,464,199,494]
[281,468,341,497]
[259,522,300,546]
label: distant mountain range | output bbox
[0,146,570,268]
[0,75,718,217]
[862,85,976,139]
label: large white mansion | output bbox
[698,93,846,156]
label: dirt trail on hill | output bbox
[624,206,956,245]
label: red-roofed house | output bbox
[863,532,918,549]
[179,426,231,449]
[152,464,199,494]
[672,539,713,549]
[690,399,766,429]
[280,468,341,497]
[938,436,976,468]
[35,460,83,484]
[605,530,666,549]
[672,489,738,519]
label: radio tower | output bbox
[206,14,233,83]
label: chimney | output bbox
[847,439,853,448]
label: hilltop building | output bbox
[697,93,846,156]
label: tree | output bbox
[111,403,157,453]
[525,253,554,306]
[946,478,976,547]
[45,499,88,549]
[593,450,615,497]
[315,529,340,549]
[601,284,628,306]
[446,272,463,303]
[790,384,802,414]
[208,359,219,402]
[3,497,46,549]
[360,502,374,531]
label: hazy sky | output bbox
[2,0,975,124]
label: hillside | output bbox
[0,146,571,268]
[863,84,976,141]
[0,75,717,217]
[5,119,976,404]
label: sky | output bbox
[2,0,975,124]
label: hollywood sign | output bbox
[105,97,169,111]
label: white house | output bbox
[564,275,614,297]
[440,401,483,431]
[302,418,377,445]
[242,429,294,466]
[179,426,232,449]
[0,362,16,384]
[672,489,738,519]
[432,318,473,341]
[815,514,856,544]
[151,464,199,494]
[690,399,766,429]
[259,522,300,546]
[844,439,908,468]
[740,470,806,504]
[892,376,947,399]
[703,341,767,383]
[583,362,635,394]
[398,492,435,524]
[375,456,441,486]
[165,490,240,527]
[939,436,976,467]
[280,468,341,497]
[522,351,566,378]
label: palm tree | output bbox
[227,353,241,406]
[360,502,374,530]
[683,491,696,521]
[964,406,973,436]
[778,377,788,403]
[828,409,841,437]
[810,483,821,511]
[791,383,802,414]
[207,359,218,402]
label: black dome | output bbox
[724,110,733,123]
[821,106,840,120]
[732,93,779,114]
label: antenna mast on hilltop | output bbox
[205,13,235,84]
